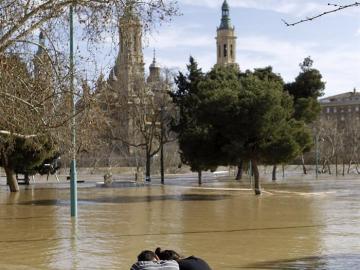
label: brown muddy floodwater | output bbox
[0,176,360,270]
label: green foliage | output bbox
[286,69,325,100]
[0,134,58,175]
[172,61,312,169]
[172,57,315,178]
[286,56,325,100]
[300,56,314,72]
[172,57,218,172]
[285,57,325,124]
[214,67,310,165]
[293,97,321,123]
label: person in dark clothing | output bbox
[177,256,212,270]
[155,248,212,270]
[130,250,179,270]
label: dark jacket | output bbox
[178,256,212,270]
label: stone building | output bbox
[108,9,145,98]
[216,0,238,68]
[319,89,360,124]
[92,8,169,166]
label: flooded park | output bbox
[0,171,360,270]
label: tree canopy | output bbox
[172,59,313,194]
[285,57,325,124]
[172,57,219,183]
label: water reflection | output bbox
[242,254,360,269]
[18,193,231,206]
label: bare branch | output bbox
[283,2,360,26]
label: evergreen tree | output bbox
[284,57,325,175]
[0,135,57,191]
[285,57,325,123]
[171,57,218,184]
[199,66,312,195]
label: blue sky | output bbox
[141,0,360,97]
[94,0,360,97]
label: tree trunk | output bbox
[327,162,331,175]
[4,166,19,192]
[347,161,352,174]
[301,155,307,175]
[145,150,151,182]
[235,160,243,180]
[24,172,30,185]
[356,162,360,174]
[272,165,277,181]
[251,159,261,195]
[335,155,338,176]
[342,161,345,176]
[198,170,202,185]
[282,165,285,178]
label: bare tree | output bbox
[0,0,179,53]
[102,76,176,182]
[0,1,179,191]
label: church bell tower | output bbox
[108,6,145,98]
[216,0,238,67]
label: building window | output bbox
[224,44,227,57]
[326,107,330,113]
[230,44,233,58]
[334,108,337,113]
[348,107,352,113]
[218,45,221,58]
[341,116,345,121]
[356,106,359,112]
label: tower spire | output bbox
[36,31,46,55]
[152,49,156,65]
[219,0,232,29]
[148,48,160,83]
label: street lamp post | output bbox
[69,4,78,217]
[160,105,165,184]
[315,133,322,180]
[249,160,253,189]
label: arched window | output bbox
[224,44,227,57]
[218,45,221,58]
[230,44,233,58]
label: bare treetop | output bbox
[0,0,179,53]
[283,2,359,26]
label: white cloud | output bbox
[237,36,360,96]
[145,25,213,49]
[356,28,360,36]
[181,0,328,16]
